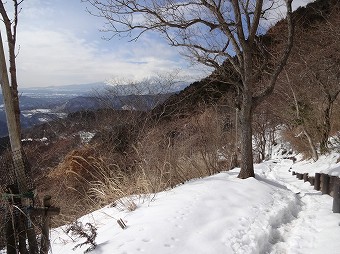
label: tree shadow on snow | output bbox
[255,174,289,190]
[88,240,110,254]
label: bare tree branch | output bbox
[253,0,294,106]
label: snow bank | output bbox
[50,167,299,254]
[290,152,340,176]
[49,156,340,254]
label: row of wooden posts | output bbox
[5,193,60,254]
[292,171,340,213]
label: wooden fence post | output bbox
[314,173,321,191]
[40,196,51,254]
[321,174,330,195]
[5,211,16,254]
[332,178,340,213]
[303,173,308,182]
[329,176,337,196]
[28,197,60,254]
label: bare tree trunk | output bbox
[303,126,318,161]
[0,27,31,254]
[229,107,239,169]
[320,96,332,154]
[0,0,21,135]
[9,46,21,135]
[238,93,255,179]
[285,70,318,161]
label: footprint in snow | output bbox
[171,237,180,242]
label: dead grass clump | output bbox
[134,106,234,189]
[42,145,152,225]
[39,146,106,225]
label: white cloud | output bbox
[2,0,314,88]
[0,0,205,87]
[15,27,203,87]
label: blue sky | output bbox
[1,0,312,88]
[3,0,206,87]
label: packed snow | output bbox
[49,151,340,254]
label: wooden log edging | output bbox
[303,173,309,182]
[333,178,340,213]
[290,169,340,213]
[329,176,337,196]
[321,174,330,195]
[314,173,321,191]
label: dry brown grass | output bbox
[36,106,235,226]
[133,106,234,189]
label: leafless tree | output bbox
[283,69,319,161]
[274,1,339,159]
[98,71,182,111]
[298,10,340,154]
[83,0,294,178]
[252,104,281,162]
[0,0,23,134]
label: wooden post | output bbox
[5,185,17,254]
[40,196,51,254]
[117,218,127,229]
[332,178,340,213]
[17,214,29,254]
[321,174,330,195]
[303,173,308,182]
[329,176,337,196]
[34,196,60,254]
[5,212,16,254]
[26,219,39,254]
[314,173,321,190]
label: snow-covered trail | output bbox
[49,158,340,254]
[257,159,340,254]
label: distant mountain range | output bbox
[0,81,189,137]
[17,81,189,97]
[18,82,107,99]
